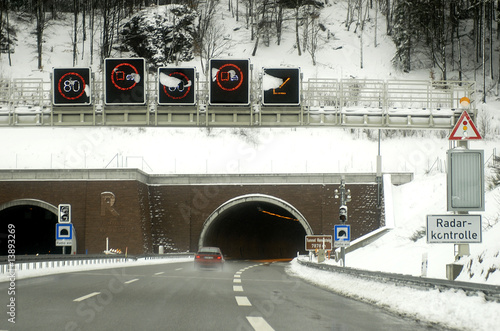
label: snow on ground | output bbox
[1,2,500,329]
[287,259,499,331]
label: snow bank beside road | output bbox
[287,259,500,331]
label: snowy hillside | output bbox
[0,1,499,286]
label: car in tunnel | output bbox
[194,247,225,270]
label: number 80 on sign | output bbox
[53,68,92,106]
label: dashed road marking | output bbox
[235,296,252,306]
[73,292,100,302]
[235,264,275,331]
[124,278,139,284]
[246,316,275,331]
[175,268,183,271]
[154,272,165,275]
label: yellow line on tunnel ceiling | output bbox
[259,210,299,221]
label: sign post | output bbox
[334,178,351,266]
[434,103,484,275]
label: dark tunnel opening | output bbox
[0,205,61,255]
[201,200,308,260]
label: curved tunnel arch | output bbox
[0,199,77,255]
[198,194,312,259]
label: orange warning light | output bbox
[460,97,470,107]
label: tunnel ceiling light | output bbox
[259,209,299,222]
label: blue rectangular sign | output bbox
[56,223,73,240]
[334,224,350,242]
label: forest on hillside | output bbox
[1,0,500,94]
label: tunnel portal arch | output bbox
[198,194,313,259]
[0,199,77,255]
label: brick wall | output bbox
[0,180,381,254]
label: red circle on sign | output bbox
[58,72,86,100]
[216,63,244,92]
[163,72,191,100]
[111,63,139,91]
[463,121,468,125]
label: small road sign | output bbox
[426,215,482,244]
[449,111,482,140]
[56,223,73,246]
[305,235,333,251]
[334,224,351,247]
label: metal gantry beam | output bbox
[0,76,476,129]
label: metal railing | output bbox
[0,253,194,276]
[298,259,500,302]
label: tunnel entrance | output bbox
[199,194,312,260]
[0,200,74,255]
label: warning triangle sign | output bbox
[449,111,482,140]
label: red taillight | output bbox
[195,255,201,259]
[217,256,221,260]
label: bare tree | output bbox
[195,0,223,74]
[35,0,46,70]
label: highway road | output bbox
[0,260,446,330]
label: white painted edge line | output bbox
[233,278,242,283]
[74,292,100,302]
[234,274,241,278]
[124,278,139,284]
[175,268,183,271]
[154,272,165,275]
[235,296,252,306]
[233,285,244,292]
[246,316,275,331]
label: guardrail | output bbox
[297,259,500,303]
[0,77,476,129]
[0,253,194,275]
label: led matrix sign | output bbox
[209,59,250,105]
[104,58,146,105]
[53,68,91,105]
[158,67,196,105]
[262,68,300,106]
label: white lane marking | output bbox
[154,272,165,275]
[234,274,241,278]
[235,296,252,306]
[236,271,242,275]
[233,285,244,292]
[233,278,242,283]
[175,268,183,271]
[124,278,139,284]
[246,316,275,331]
[73,292,100,302]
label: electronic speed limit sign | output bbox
[53,68,92,105]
